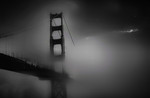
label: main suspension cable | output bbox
[62,15,75,46]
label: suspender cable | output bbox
[62,15,75,46]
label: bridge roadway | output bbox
[0,53,69,80]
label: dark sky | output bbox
[0,0,150,31]
[0,0,149,41]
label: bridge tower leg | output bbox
[50,13,67,98]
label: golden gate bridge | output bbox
[0,12,73,98]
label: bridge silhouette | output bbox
[0,13,72,98]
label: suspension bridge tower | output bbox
[50,13,67,98]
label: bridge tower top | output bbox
[50,12,65,58]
